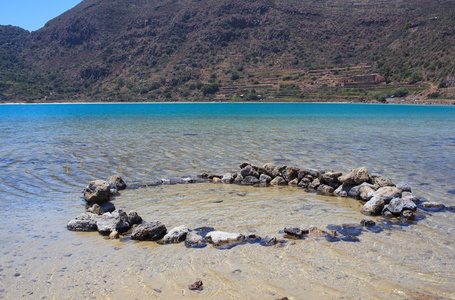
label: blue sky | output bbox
[0,0,82,31]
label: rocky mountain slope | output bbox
[1,0,454,102]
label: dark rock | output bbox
[284,227,307,238]
[372,186,401,202]
[67,213,98,231]
[192,227,216,238]
[361,195,386,216]
[239,162,251,169]
[221,173,236,183]
[188,280,203,291]
[185,232,207,248]
[334,183,354,197]
[370,173,395,189]
[402,210,415,221]
[87,203,104,215]
[131,221,167,241]
[360,219,376,226]
[106,175,127,190]
[99,202,116,213]
[320,172,342,188]
[297,177,311,189]
[282,167,299,182]
[162,225,189,244]
[261,163,280,178]
[233,173,244,185]
[127,211,143,225]
[259,173,272,184]
[261,235,277,246]
[302,168,319,179]
[420,202,445,209]
[240,165,259,178]
[200,172,209,178]
[317,184,334,195]
[84,180,112,204]
[97,209,130,235]
[205,231,245,247]
[402,197,417,211]
[396,181,412,193]
[338,167,370,185]
[245,234,261,242]
[241,176,260,185]
[270,176,287,186]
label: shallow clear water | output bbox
[0,103,454,299]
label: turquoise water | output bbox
[0,103,454,299]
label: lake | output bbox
[0,103,454,299]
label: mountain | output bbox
[1,0,455,102]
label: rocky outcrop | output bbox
[205,231,245,247]
[97,209,130,235]
[107,175,127,190]
[162,225,189,244]
[67,212,98,231]
[131,221,167,241]
[185,232,207,248]
[338,167,370,185]
[84,180,113,204]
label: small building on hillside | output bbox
[339,74,385,87]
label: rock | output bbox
[97,209,130,235]
[348,183,375,199]
[300,168,319,179]
[127,211,143,225]
[420,202,445,209]
[284,227,308,238]
[185,232,207,248]
[361,195,386,216]
[259,173,272,184]
[334,183,354,197]
[131,221,167,241]
[317,184,334,195]
[239,162,251,169]
[402,210,415,221]
[67,213,98,231]
[245,234,261,242]
[359,185,376,201]
[338,167,370,185]
[84,180,112,204]
[221,173,236,183]
[308,226,329,237]
[233,173,244,184]
[182,177,194,183]
[270,176,287,186]
[106,175,127,190]
[320,171,342,183]
[297,177,311,189]
[282,167,299,182]
[109,230,119,239]
[99,202,116,213]
[360,219,376,226]
[402,191,420,203]
[211,177,221,183]
[205,231,245,247]
[288,178,299,186]
[396,181,412,192]
[372,186,402,202]
[162,225,189,244]
[370,173,395,189]
[241,176,260,185]
[188,280,203,291]
[87,203,104,215]
[261,235,277,246]
[240,165,259,178]
[402,198,417,211]
[387,198,404,215]
[261,163,280,178]
[309,178,321,190]
[382,210,394,218]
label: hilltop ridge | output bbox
[1,0,455,102]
